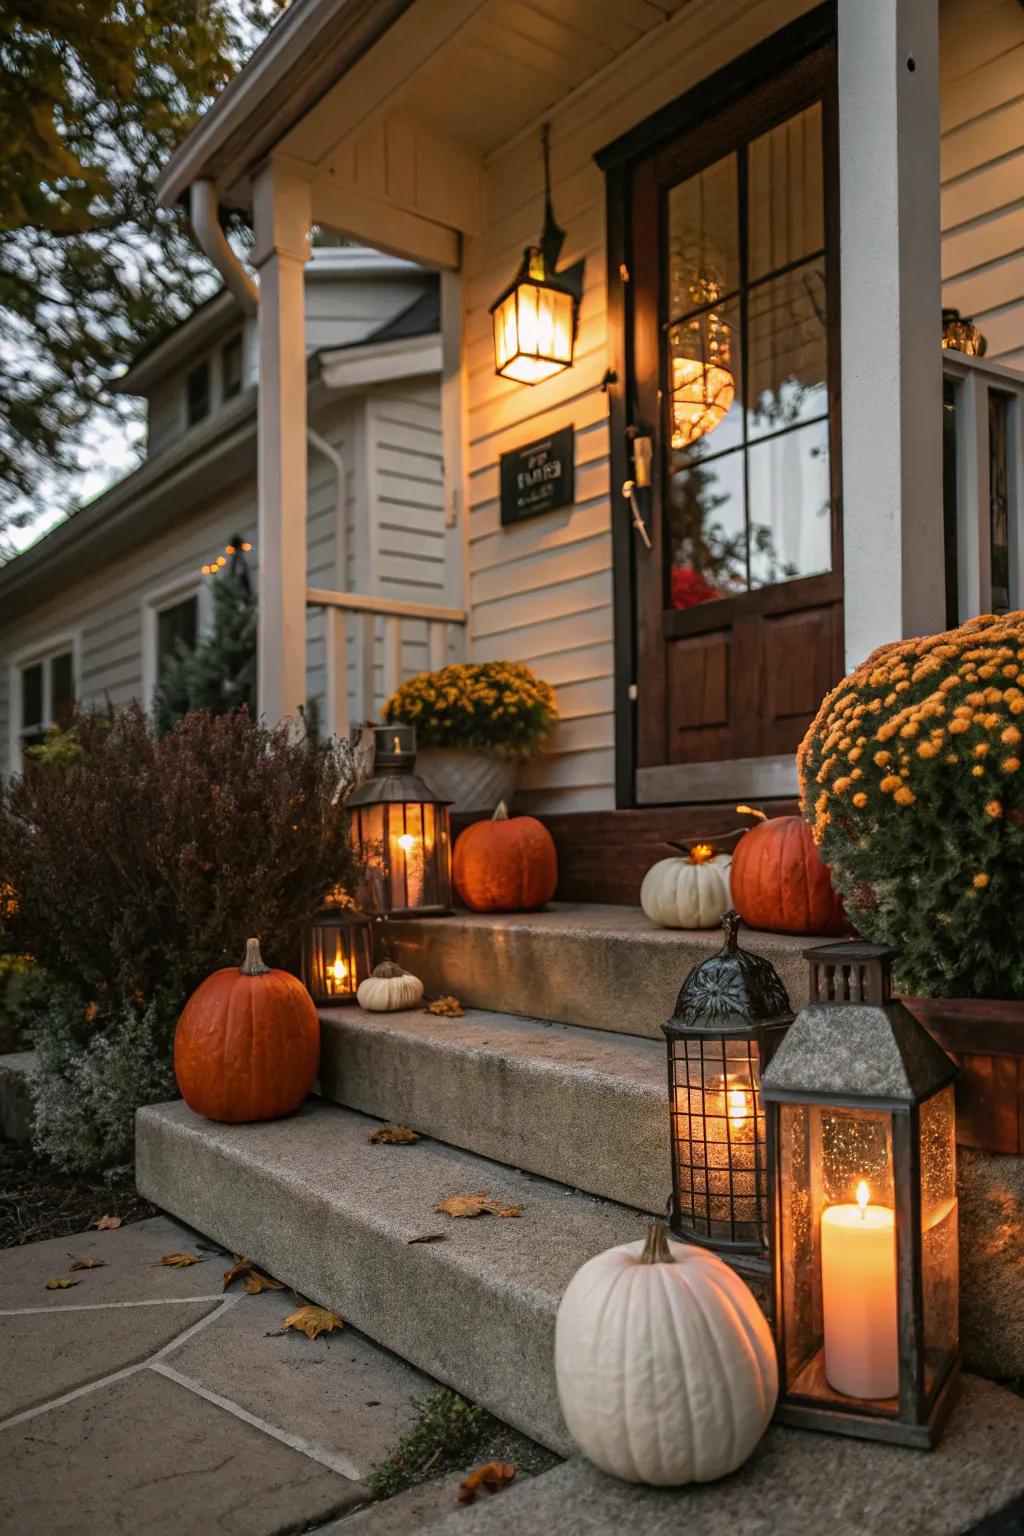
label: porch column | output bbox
[252,161,312,723]
[838,0,945,669]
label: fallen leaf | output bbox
[222,1257,284,1293]
[92,1214,122,1230]
[435,1192,523,1220]
[69,1258,106,1271]
[160,1253,200,1268]
[459,1463,517,1505]
[369,1124,419,1144]
[223,1257,252,1289]
[46,1278,80,1290]
[426,995,464,1017]
[407,1232,447,1245]
[283,1305,345,1341]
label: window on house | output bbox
[222,336,243,400]
[16,645,76,759]
[156,594,199,670]
[186,360,211,425]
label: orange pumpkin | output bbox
[731,815,845,936]
[174,938,320,1123]
[453,801,558,912]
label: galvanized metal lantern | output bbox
[491,125,581,384]
[663,911,794,1267]
[347,725,452,917]
[302,900,373,1006]
[762,940,960,1448]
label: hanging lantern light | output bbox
[762,940,960,1447]
[670,269,735,449]
[347,725,453,917]
[302,899,373,1006]
[491,125,582,384]
[663,911,794,1266]
[941,308,986,357]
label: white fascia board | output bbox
[318,332,442,392]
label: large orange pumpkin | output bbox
[731,816,845,936]
[174,938,320,1123]
[453,801,558,912]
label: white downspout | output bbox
[190,181,259,313]
[306,428,348,589]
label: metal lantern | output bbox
[941,307,986,357]
[762,940,960,1448]
[302,901,373,1006]
[663,911,794,1267]
[347,725,452,917]
[491,125,581,385]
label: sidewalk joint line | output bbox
[0,1295,227,1318]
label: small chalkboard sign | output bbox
[500,425,575,528]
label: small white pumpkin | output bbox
[357,960,424,1013]
[640,844,732,929]
[555,1223,776,1485]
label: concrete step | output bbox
[386,905,812,1039]
[317,1006,669,1215]
[0,1051,35,1144]
[136,1097,651,1454]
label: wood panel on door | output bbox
[629,42,843,797]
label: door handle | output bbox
[622,479,653,549]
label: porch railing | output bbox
[307,587,467,740]
[942,349,1024,625]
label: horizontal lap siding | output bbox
[462,0,818,813]
[940,0,1024,367]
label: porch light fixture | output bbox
[663,911,794,1267]
[490,125,582,384]
[762,941,960,1447]
[941,308,986,357]
[670,270,735,449]
[346,725,452,917]
[302,899,373,1006]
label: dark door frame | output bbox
[595,1,837,809]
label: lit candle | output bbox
[327,952,349,995]
[394,830,424,907]
[821,1180,898,1399]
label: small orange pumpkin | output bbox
[174,938,320,1123]
[731,814,845,936]
[453,801,558,913]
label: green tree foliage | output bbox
[0,1,283,522]
[154,539,257,732]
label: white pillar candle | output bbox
[821,1181,899,1400]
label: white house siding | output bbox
[940,0,1024,368]
[461,0,819,814]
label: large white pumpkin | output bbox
[640,847,732,929]
[555,1224,777,1485]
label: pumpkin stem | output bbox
[240,937,270,976]
[721,910,741,952]
[372,960,406,978]
[638,1222,675,1265]
[492,800,510,822]
[736,803,767,822]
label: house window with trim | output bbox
[186,360,211,425]
[156,594,199,670]
[222,335,243,400]
[16,645,76,759]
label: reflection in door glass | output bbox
[748,423,831,588]
[668,446,747,606]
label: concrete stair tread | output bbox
[137,1096,651,1451]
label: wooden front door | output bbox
[628,44,842,804]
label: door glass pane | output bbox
[748,102,824,281]
[989,391,1010,613]
[668,296,742,457]
[667,152,740,321]
[157,596,199,668]
[20,662,43,729]
[747,261,828,439]
[668,446,747,606]
[748,420,831,588]
[51,651,75,727]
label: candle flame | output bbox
[689,842,714,865]
[397,833,416,852]
[856,1179,870,1213]
[727,1087,749,1130]
[330,955,348,983]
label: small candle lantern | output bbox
[761,940,960,1448]
[347,725,452,917]
[302,900,373,1005]
[663,911,794,1267]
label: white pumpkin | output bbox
[357,960,424,1012]
[640,846,732,929]
[555,1224,776,1485]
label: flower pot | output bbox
[902,995,1024,1155]
[414,749,519,817]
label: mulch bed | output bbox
[0,1140,157,1249]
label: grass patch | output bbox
[368,1386,558,1500]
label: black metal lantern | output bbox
[347,725,452,917]
[762,940,960,1448]
[302,901,373,1005]
[663,911,794,1268]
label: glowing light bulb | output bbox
[856,1179,870,1216]
[397,833,416,852]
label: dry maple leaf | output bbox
[46,1278,80,1290]
[69,1259,106,1271]
[160,1253,200,1268]
[369,1124,418,1144]
[458,1463,517,1505]
[92,1214,122,1230]
[435,1192,523,1220]
[283,1304,344,1340]
[222,1258,284,1293]
[426,995,464,1017]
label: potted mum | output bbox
[382,661,557,814]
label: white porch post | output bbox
[838,0,946,669]
[252,161,312,723]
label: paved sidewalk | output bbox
[0,1214,534,1536]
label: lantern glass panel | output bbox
[354,800,451,916]
[493,279,575,384]
[669,1034,766,1248]
[920,1085,959,1397]
[303,912,372,1005]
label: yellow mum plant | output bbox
[798,612,1024,997]
[383,661,557,758]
